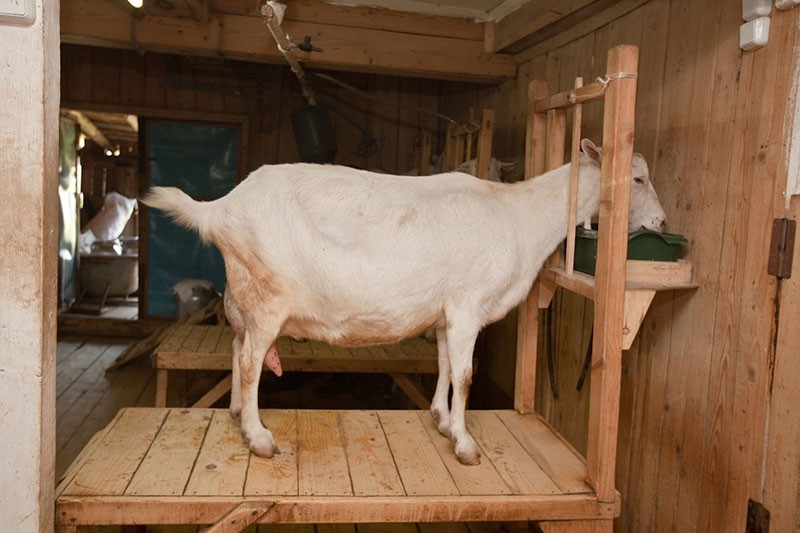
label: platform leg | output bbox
[155,369,168,407]
[389,373,431,409]
[192,373,233,408]
[200,500,274,533]
[538,519,612,532]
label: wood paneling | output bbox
[454,1,800,531]
[61,44,443,175]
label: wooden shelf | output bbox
[55,408,617,529]
[539,260,697,350]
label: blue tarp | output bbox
[146,120,239,317]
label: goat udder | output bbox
[265,342,283,376]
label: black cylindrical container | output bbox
[291,105,337,163]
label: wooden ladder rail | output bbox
[443,108,496,179]
[514,44,640,510]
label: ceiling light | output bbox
[128,0,143,8]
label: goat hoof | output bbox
[455,447,481,466]
[454,437,481,465]
[247,429,279,458]
[229,406,241,420]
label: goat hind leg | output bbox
[446,319,480,465]
[238,325,280,457]
[229,336,243,419]
[430,325,452,438]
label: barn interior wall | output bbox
[61,44,443,177]
[442,1,800,531]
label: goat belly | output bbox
[265,342,283,376]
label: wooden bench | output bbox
[54,407,614,532]
[152,325,439,410]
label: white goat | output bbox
[142,139,666,465]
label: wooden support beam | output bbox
[486,0,596,53]
[60,0,515,82]
[62,109,113,151]
[585,44,639,504]
[475,109,496,179]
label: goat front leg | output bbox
[446,318,481,465]
[430,325,452,438]
[238,326,281,457]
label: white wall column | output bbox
[0,0,60,529]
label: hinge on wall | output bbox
[746,499,770,533]
[767,218,796,278]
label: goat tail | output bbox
[140,187,216,242]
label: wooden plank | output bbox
[487,0,596,53]
[764,202,800,533]
[126,409,212,495]
[565,77,585,275]
[245,410,299,496]
[496,411,591,495]
[379,410,459,496]
[185,410,250,496]
[61,0,515,83]
[198,326,224,354]
[512,0,651,61]
[63,408,168,496]
[466,412,560,495]
[214,0,484,41]
[474,109,495,180]
[339,411,405,497]
[585,44,639,503]
[297,411,352,496]
[55,494,615,525]
[418,411,511,496]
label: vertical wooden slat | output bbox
[565,77,584,274]
[525,80,549,179]
[475,109,495,179]
[515,79,549,414]
[585,44,639,503]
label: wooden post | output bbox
[475,108,496,179]
[419,129,432,175]
[585,44,639,503]
[565,77,584,274]
[525,80,549,179]
[515,80,549,413]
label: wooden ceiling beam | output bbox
[485,0,621,54]
[61,0,515,82]
[62,109,114,151]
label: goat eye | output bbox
[633,177,644,185]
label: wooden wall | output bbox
[444,1,800,531]
[61,44,442,177]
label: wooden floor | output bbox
[56,327,544,532]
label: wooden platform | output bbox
[153,325,439,409]
[55,408,615,530]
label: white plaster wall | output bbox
[0,0,60,530]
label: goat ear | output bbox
[581,139,603,166]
